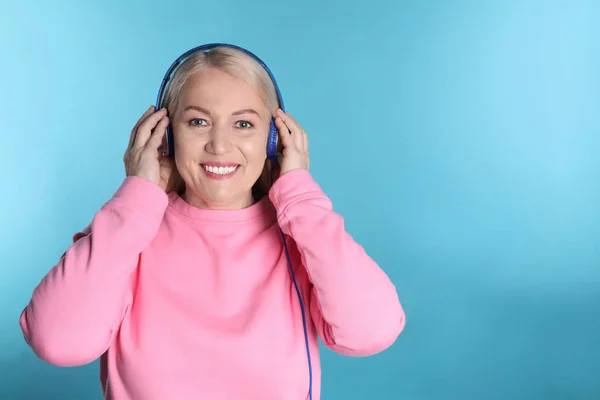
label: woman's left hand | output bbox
[273,109,310,176]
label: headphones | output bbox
[153,43,314,399]
[155,43,283,162]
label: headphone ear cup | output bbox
[267,119,279,160]
[164,124,174,157]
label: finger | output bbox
[276,109,303,134]
[274,117,293,148]
[303,130,308,151]
[134,108,168,148]
[146,116,169,150]
[293,128,304,149]
[128,105,155,150]
[276,109,304,149]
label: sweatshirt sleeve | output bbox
[19,176,169,367]
[269,169,405,357]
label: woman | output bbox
[19,43,405,400]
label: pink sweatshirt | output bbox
[19,169,405,399]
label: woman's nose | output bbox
[205,126,233,155]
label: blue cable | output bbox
[271,168,313,400]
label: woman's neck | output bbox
[182,190,256,210]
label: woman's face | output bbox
[171,67,271,210]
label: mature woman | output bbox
[19,43,405,400]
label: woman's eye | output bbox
[189,118,207,126]
[235,120,254,129]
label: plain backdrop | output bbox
[1,0,599,399]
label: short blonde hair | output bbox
[161,46,280,116]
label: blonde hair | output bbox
[159,46,281,199]
[161,46,280,116]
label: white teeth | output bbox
[203,165,238,175]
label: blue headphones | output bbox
[155,43,283,161]
[154,43,313,400]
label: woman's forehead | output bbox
[178,69,269,113]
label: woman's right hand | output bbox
[123,106,174,191]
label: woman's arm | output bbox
[19,176,169,366]
[270,169,405,357]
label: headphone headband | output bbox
[155,43,285,112]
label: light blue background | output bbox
[1,0,599,399]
